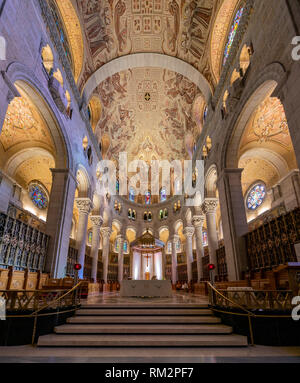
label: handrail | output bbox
[207,282,255,317]
[30,281,83,316]
[207,282,295,346]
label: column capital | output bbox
[90,215,103,228]
[202,198,218,214]
[183,226,195,238]
[100,226,112,239]
[75,198,93,215]
[192,215,205,228]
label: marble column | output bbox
[45,169,77,278]
[192,214,205,283]
[75,198,93,279]
[161,250,166,280]
[203,199,219,271]
[90,216,103,283]
[183,226,195,283]
[140,253,144,280]
[100,227,112,284]
[217,169,249,280]
[116,235,124,283]
[171,235,179,285]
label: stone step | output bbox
[38,334,248,347]
[54,324,233,334]
[67,315,221,324]
[80,303,209,309]
[76,308,213,316]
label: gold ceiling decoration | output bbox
[76,0,216,90]
[95,67,201,163]
[1,91,55,153]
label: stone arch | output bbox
[4,62,73,170]
[76,164,92,198]
[205,164,218,198]
[222,62,287,169]
[82,53,212,104]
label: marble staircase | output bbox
[37,302,248,347]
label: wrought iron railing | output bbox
[0,212,49,271]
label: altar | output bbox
[120,280,173,297]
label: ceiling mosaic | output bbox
[95,67,201,163]
[0,91,55,153]
[239,157,279,195]
[14,156,55,193]
[240,95,293,151]
[76,0,216,90]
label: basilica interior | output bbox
[0,0,300,363]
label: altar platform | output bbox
[120,280,173,297]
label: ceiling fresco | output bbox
[0,92,55,153]
[95,67,202,163]
[76,0,216,90]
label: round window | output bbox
[246,184,266,211]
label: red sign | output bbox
[208,264,215,271]
[74,263,82,271]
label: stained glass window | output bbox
[223,7,244,66]
[29,184,48,210]
[202,231,208,246]
[203,105,208,122]
[160,187,167,202]
[129,187,135,202]
[159,210,164,220]
[176,239,181,252]
[123,241,128,253]
[116,179,119,194]
[246,184,266,211]
[145,191,151,205]
[48,0,73,68]
[167,241,172,253]
[88,231,92,245]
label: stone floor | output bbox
[0,292,300,363]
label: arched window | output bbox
[145,191,151,205]
[87,231,92,246]
[123,241,128,253]
[176,239,181,252]
[132,210,136,220]
[164,208,168,219]
[202,231,208,246]
[223,7,244,66]
[167,241,172,253]
[148,212,152,222]
[159,210,164,220]
[246,183,266,211]
[174,178,181,195]
[144,212,148,221]
[48,0,73,68]
[128,208,132,219]
[203,105,208,122]
[28,183,48,210]
[116,179,120,195]
[129,187,135,202]
[160,187,167,202]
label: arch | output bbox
[223,62,287,169]
[4,63,73,170]
[205,164,218,198]
[111,218,122,234]
[239,148,289,179]
[173,219,183,234]
[76,164,91,198]
[4,147,55,176]
[82,54,212,104]
[48,0,84,82]
[210,0,241,83]
[159,226,169,244]
[88,96,102,132]
[41,44,54,74]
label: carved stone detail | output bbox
[192,215,205,228]
[90,215,103,227]
[75,198,93,215]
[202,198,218,214]
[183,226,195,238]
